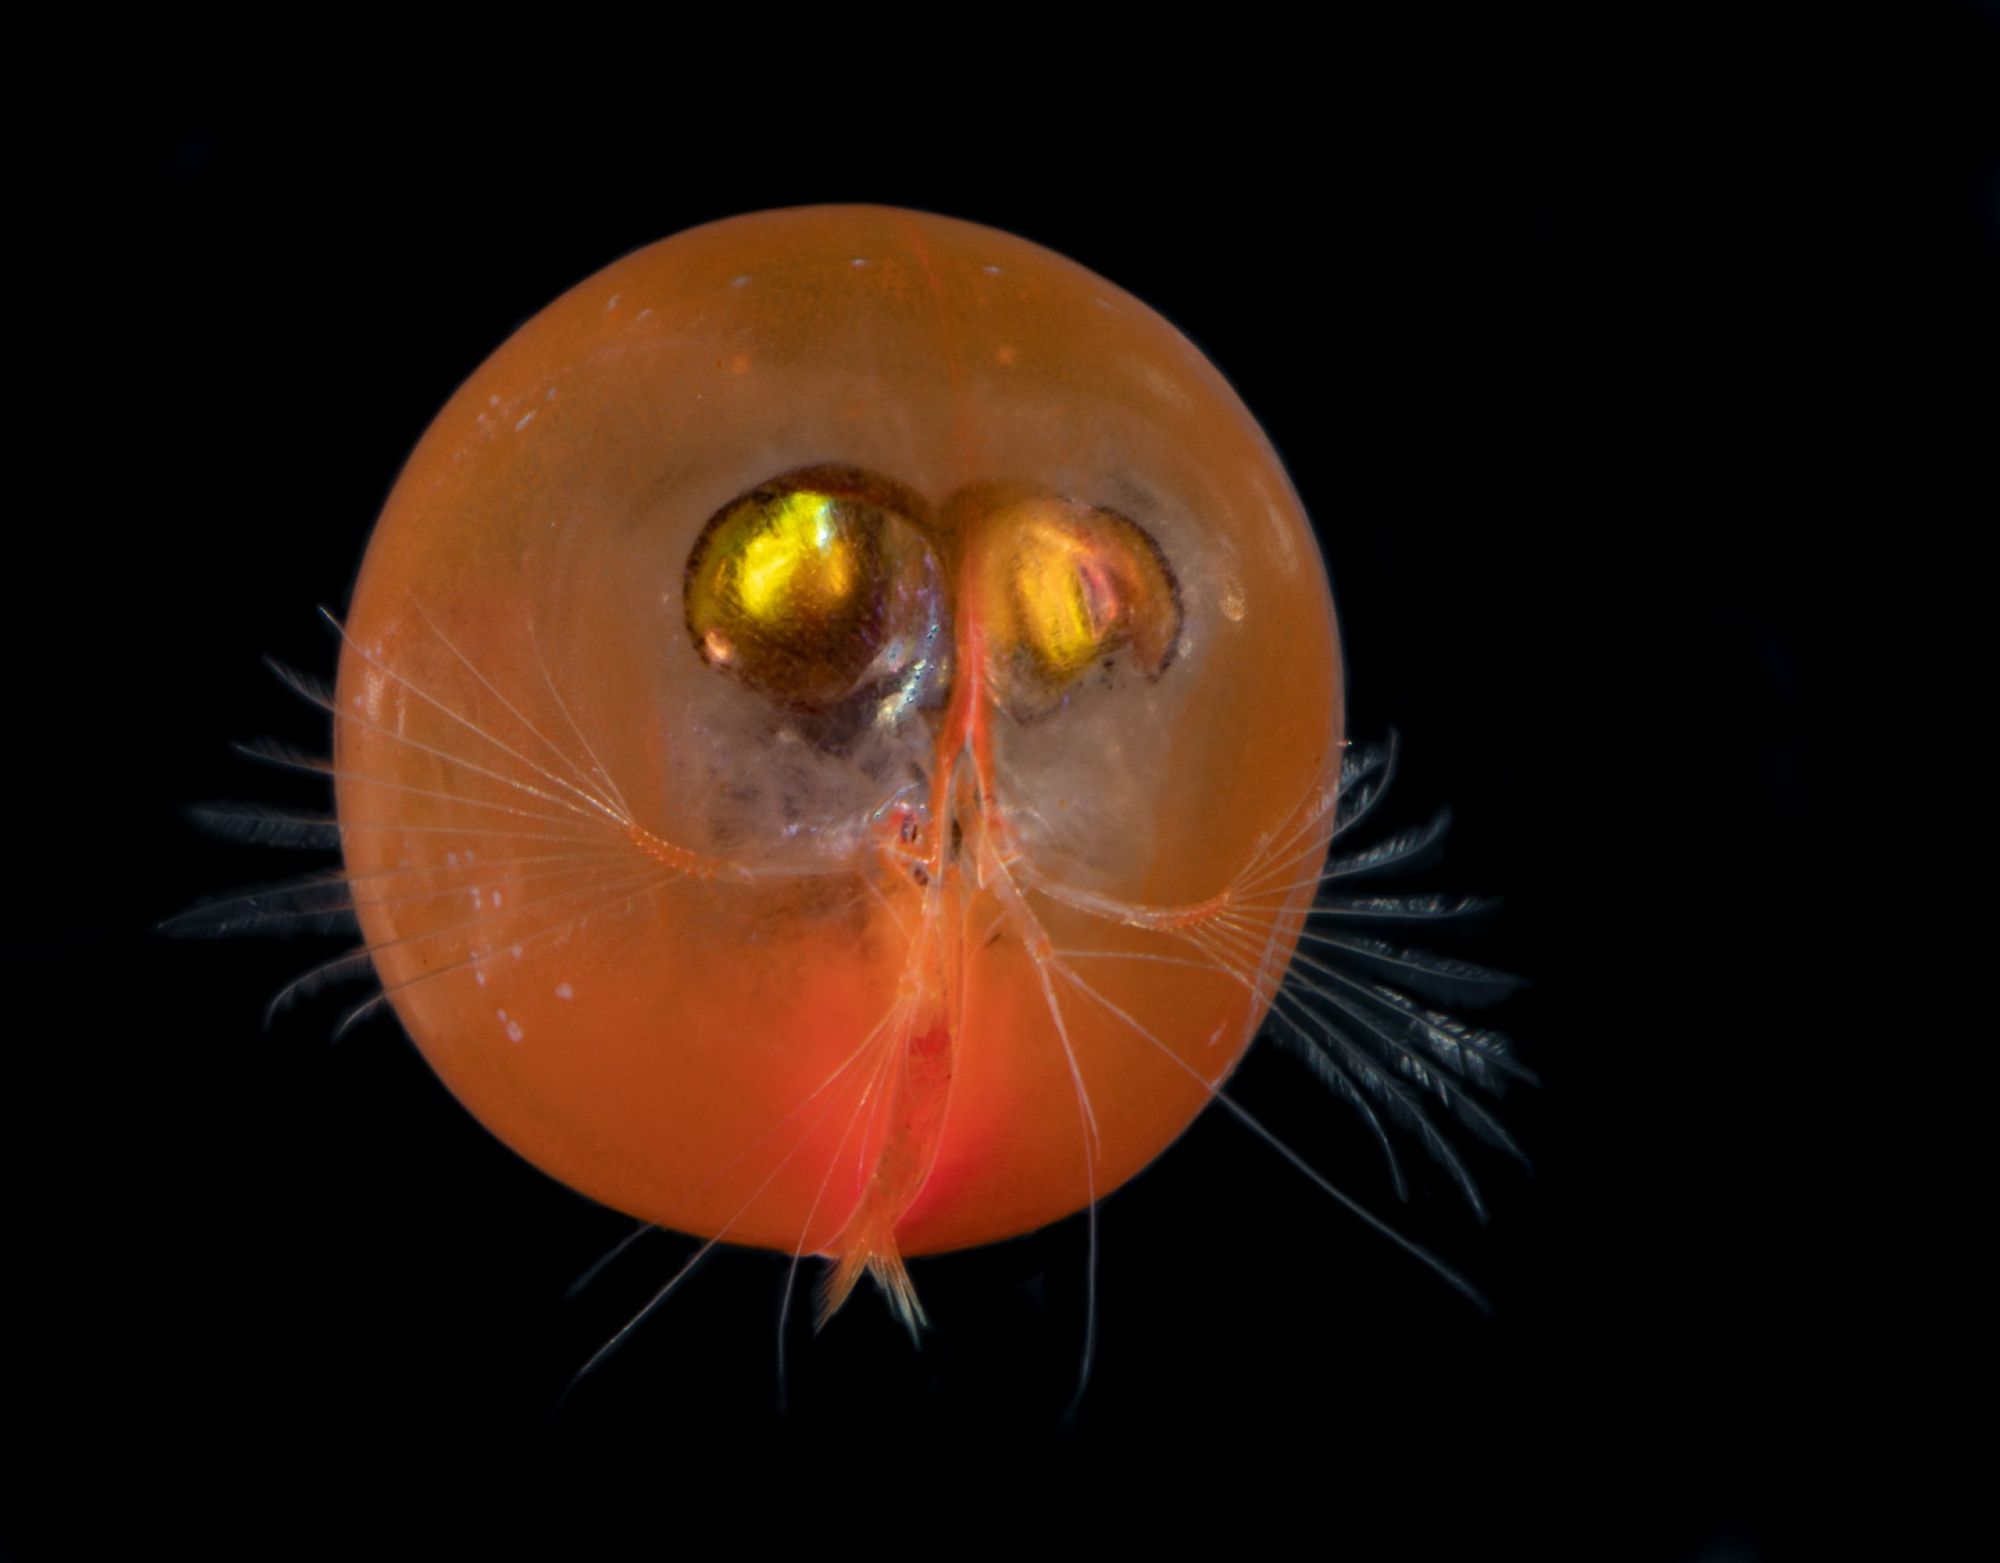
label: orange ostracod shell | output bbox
[335,206,1340,1292]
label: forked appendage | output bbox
[818,1242,927,1340]
[810,869,960,1340]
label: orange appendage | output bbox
[624,822,757,883]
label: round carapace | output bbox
[335,206,1341,1320]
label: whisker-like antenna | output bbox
[1299,892,1497,925]
[567,966,912,1398]
[560,1242,717,1402]
[1322,810,1455,885]
[564,1023,891,1401]
[1046,954,1488,1309]
[979,860,1102,1407]
[1210,1085,1489,1312]
[1328,731,1399,843]
[328,862,672,1037]
[1269,994,1409,1200]
[405,594,628,821]
[1290,930,1522,1009]
[272,650,619,832]
[1281,997,1489,1219]
[1009,730,1526,1309]
[1270,940,1529,1093]
[1297,970,1537,1095]
[232,740,613,834]
[172,844,645,940]
[161,870,360,940]
[527,609,634,823]
[1218,734,1396,904]
[186,802,345,851]
[1188,903,1520,1209]
[1026,948,1100,1412]
[307,855,666,996]
[565,1221,658,1301]
[1236,786,1336,891]
[188,801,618,854]
[321,610,635,831]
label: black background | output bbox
[10,14,1992,1559]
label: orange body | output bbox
[334,207,1341,1304]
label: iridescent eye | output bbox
[683,465,946,715]
[963,488,1183,717]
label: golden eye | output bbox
[684,465,944,713]
[966,490,1183,715]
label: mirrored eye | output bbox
[970,491,1183,715]
[684,465,946,714]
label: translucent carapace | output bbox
[312,207,1504,1342]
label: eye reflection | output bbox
[684,465,947,722]
[963,489,1183,718]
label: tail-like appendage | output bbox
[817,1226,927,1342]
